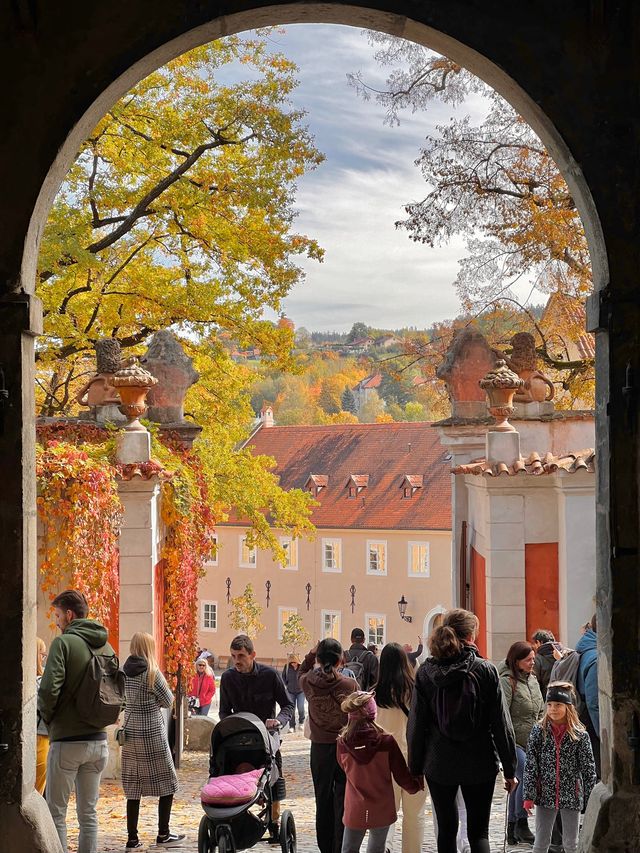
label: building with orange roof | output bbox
[197,419,452,663]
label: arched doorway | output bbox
[2,5,636,852]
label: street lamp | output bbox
[398,595,412,623]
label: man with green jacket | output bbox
[38,590,112,853]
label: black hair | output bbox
[316,638,343,674]
[375,642,414,709]
[532,629,555,644]
[351,628,365,642]
[230,634,254,653]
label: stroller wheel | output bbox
[279,810,296,853]
[198,816,213,853]
[217,825,236,853]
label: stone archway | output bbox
[1,4,637,851]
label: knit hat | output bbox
[547,685,574,705]
[345,690,377,721]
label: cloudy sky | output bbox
[249,24,487,333]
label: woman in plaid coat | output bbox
[121,632,184,849]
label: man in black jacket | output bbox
[531,629,565,698]
[219,635,293,824]
[345,628,379,689]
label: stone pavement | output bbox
[65,732,527,852]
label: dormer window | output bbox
[347,475,369,498]
[306,474,328,497]
[401,475,423,499]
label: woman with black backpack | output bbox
[407,608,517,853]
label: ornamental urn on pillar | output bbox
[112,358,158,432]
[479,359,524,432]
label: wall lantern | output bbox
[398,595,412,623]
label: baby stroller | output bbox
[198,713,296,853]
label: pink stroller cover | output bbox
[201,768,263,806]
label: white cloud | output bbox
[247,24,488,331]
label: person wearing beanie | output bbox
[523,682,597,853]
[337,691,423,853]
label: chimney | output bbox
[260,403,274,428]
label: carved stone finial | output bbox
[112,358,158,431]
[436,329,497,418]
[142,330,199,425]
[95,338,122,374]
[506,332,555,404]
[479,359,525,432]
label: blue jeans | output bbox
[508,746,527,822]
[46,739,109,853]
[292,692,305,728]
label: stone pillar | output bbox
[117,478,162,662]
[555,474,596,646]
[436,424,487,606]
[484,488,526,661]
[580,294,640,851]
[0,295,62,852]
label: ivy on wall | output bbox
[36,422,216,682]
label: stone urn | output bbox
[112,358,158,432]
[479,359,525,432]
[522,369,555,403]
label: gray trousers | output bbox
[46,740,109,853]
[341,825,391,853]
[532,806,580,853]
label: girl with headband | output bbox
[337,691,423,853]
[523,681,597,853]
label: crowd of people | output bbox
[34,589,601,853]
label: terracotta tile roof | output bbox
[235,422,451,530]
[402,475,424,489]
[354,373,382,390]
[452,448,595,477]
[348,474,369,489]
[541,293,595,360]
[306,474,328,488]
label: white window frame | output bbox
[201,600,218,632]
[278,606,298,641]
[366,539,388,576]
[239,535,257,568]
[408,541,431,577]
[321,609,341,641]
[322,538,342,573]
[279,536,298,570]
[365,613,386,647]
[205,533,218,566]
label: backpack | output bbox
[75,642,126,727]
[549,649,586,717]
[344,649,373,689]
[433,665,482,742]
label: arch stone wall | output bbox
[0,3,638,850]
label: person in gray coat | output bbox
[121,632,183,849]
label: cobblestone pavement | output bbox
[66,732,528,852]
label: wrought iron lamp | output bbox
[398,595,412,623]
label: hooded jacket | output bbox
[533,641,565,697]
[38,618,112,742]
[498,660,544,748]
[523,722,597,811]
[575,629,599,732]
[337,726,420,829]
[407,645,516,785]
[299,650,358,742]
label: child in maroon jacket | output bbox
[337,691,423,853]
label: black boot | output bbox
[515,817,535,844]
[507,821,519,845]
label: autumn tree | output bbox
[228,583,265,638]
[280,613,311,653]
[36,34,323,550]
[37,34,323,416]
[349,34,594,405]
